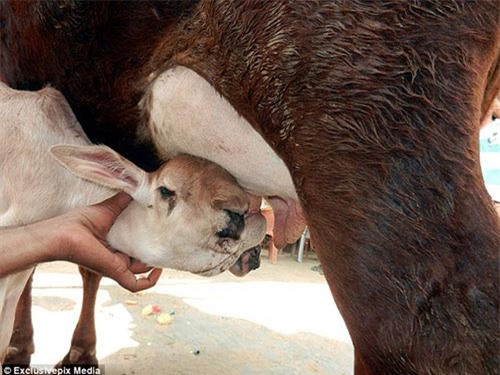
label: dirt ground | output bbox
[28,252,353,375]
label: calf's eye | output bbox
[158,186,175,198]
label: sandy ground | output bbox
[27,252,353,375]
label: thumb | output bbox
[90,192,132,229]
[96,192,131,213]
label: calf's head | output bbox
[51,145,266,276]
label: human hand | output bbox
[45,192,162,292]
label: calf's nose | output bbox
[229,246,261,277]
[247,246,261,271]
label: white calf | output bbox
[0,83,266,361]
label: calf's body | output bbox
[0,84,101,361]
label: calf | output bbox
[0,82,266,363]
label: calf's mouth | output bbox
[229,246,261,277]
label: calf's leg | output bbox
[56,267,101,366]
[4,271,35,366]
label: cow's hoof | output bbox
[3,344,33,366]
[55,347,99,368]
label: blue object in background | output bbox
[480,119,500,201]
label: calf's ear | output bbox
[50,145,147,196]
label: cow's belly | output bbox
[145,66,297,200]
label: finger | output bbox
[117,268,163,292]
[113,251,132,268]
[108,251,151,273]
[129,259,154,274]
[72,246,162,293]
[75,246,130,279]
[92,192,132,224]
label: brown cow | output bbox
[1,1,499,374]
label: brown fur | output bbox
[57,268,101,367]
[1,1,499,373]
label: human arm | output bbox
[0,193,162,292]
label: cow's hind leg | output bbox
[4,270,35,366]
[56,267,102,367]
